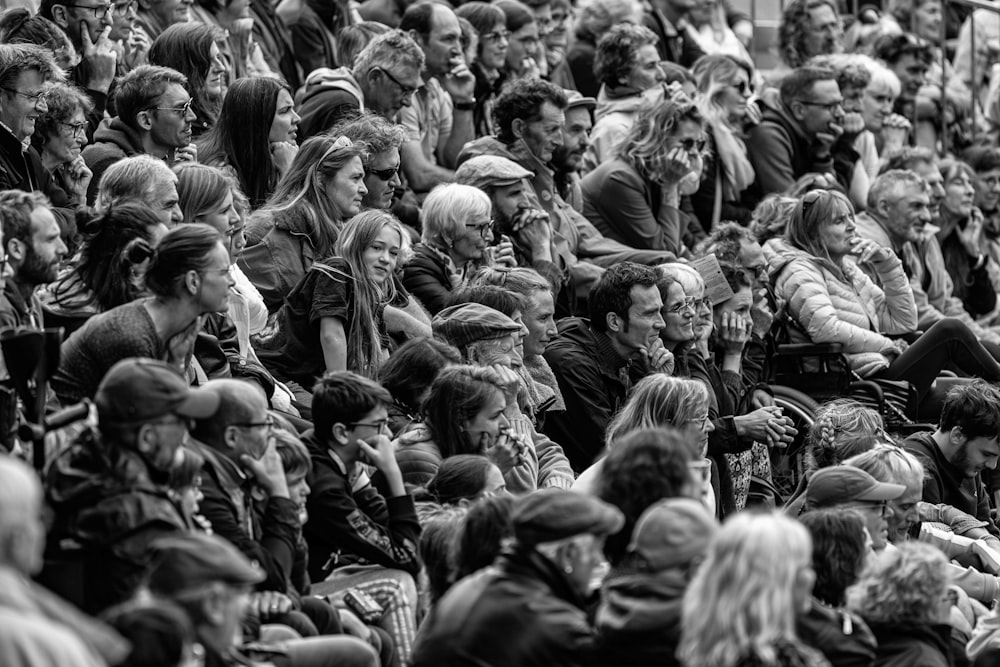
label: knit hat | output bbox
[806,465,906,508]
[626,497,718,571]
[146,533,264,596]
[96,358,220,425]
[455,155,534,190]
[513,489,625,546]
[432,303,523,350]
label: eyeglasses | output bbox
[375,68,419,97]
[64,2,113,17]
[231,417,274,432]
[675,137,707,154]
[367,165,399,182]
[2,87,48,104]
[59,121,88,138]
[349,419,390,431]
[482,28,511,42]
[465,220,494,239]
[666,296,697,314]
[798,99,844,113]
[199,266,231,277]
[153,99,193,116]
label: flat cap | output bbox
[806,465,906,509]
[455,155,533,190]
[513,489,625,546]
[96,358,220,425]
[146,533,264,595]
[564,89,596,111]
[627,497,717,571]
[432,303,522,350]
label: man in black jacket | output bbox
[303,371,421,666]
[543,262,674,471]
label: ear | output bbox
[511,118,526,140]
[788,100,805,122]
[202,587,228,627]
[183,269,201,296]
[50,4,70,29]
[950,425,968,446]
[135,108,155,132]
[407,29,424,47]
[606,311,623,334]
[331,422,350,447]
[223,425,240,452]
[136,423,157,456]
[5,237,25,265]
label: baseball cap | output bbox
[806,465,906,509]
[432,303,523,350]
[513,489,625,546]
[95,358,220,425]
[146,532,264,596]
[455,155,534,191]
[626,497,718,571]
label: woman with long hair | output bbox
[379,337,462,436]
[680,512,828,667]
[52,225,234,404]
[581,93,705,258]
[30,81,93,209]
[148,23,229,138]
[690,53,757,229]
[393,364,514,489]
[256,210,405,396]
[768,188,1000,403]
[40,203,166,334]
[238,134,366,312]
[197,76,301,211]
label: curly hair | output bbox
[680,512,816,667]
[594,22,659,89]
[750,195,799,243]
[493,77,568,145]
[30,81,93,153]
[804,399,884,474]
[938,379,1000,440]
[846,541,949,625]
[617,93,704,185]
[807,53,873,92]
[597,427,698,565]
[799,509,868,607]
[330,112,408,160]
[873,32,933,66]
[779,0,840,68]
[702,222,755,265]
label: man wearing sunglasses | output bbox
[82,64,196,204]
[746,65,846,200]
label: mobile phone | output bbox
[343,589,385,623]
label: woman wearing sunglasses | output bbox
[689,53,757,229]
[768,188,1000,406]
[581,93,706,259]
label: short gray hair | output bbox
[95,155,176,212]
[867,169,926,211]
[353,29,425,80]
[420,183,492,249]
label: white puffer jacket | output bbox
[765,238,918,376]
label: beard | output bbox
[19,248,58,286]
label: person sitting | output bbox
[40,203,165,335]
[29,81,93,211]
[766,188,1000,405]
[776,0,842,71]
[92,154,182,226]
[378,336,462,436]
[582,23,665,173]
[256,210,409,403]
[101,599,199,667]
[300,371,421,666]
[581,92,704,258]
[239,134,366,312]
[82,65,197,203]
[453,2,507,138]
[846,542,954,667]
[420,454,508,508]
[801,465,906,552]
[796,510,877,667]
[197,77,300,211]
[401,183,516,315]
[52,224,234,404]
[44,358,219,613]
[543,262,673,472]
[593,497,718,667]
[903,381,1000,537]
[410,488,624,667]
[331,113,409,212]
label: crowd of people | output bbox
[4,0,1000,664]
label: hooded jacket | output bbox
[296,67,365,141]
[593,570,686,667]
[764,238,917,376]
[81,117,146,203]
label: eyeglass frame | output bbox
[151,98,194,116]
[231,417,275,431]
[349,419,390,431]
[797,98,844,113]
[111,0,135,15]
[63,2,113,17]
[59,121,88,138]
[366,165,399,182]
[464,219,495,239]
[1,87,49,104]
[374,67,419,97]
[666,296,697,314]
[674,137,707,155]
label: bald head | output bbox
[0,456,45,574]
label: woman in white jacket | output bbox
[767,189,1000,402]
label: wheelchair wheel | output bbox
[770,385,820,502]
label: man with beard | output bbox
[777,0,842,69]
[0,191,67,332]
[459,79,675,314]
[42,357,220,613]
[855,168,1000,354]
[82,64,196,203]
[903,381,1000,537]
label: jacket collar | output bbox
[592,324,631,374]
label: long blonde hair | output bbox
[680,512,814,667]
[605,375,708,447]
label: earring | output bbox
[563,564,574,574]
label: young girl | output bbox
[258,210,407,403]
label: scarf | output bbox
[710,118,755,200]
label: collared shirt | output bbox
[398,77,453,169]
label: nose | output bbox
[498,412,510,429]
[357,180,368,196]
[35,96,48,112]
[170,203,183,225]
[653,311,666,330]
[519,322,529,338]
[484,226,495,243]
[389,171,402,189]
[705,419,715,434]
[56,236,68,258]
[291,109,301,126]
[185,106,197,122]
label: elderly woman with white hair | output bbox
[401,183,517,315]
